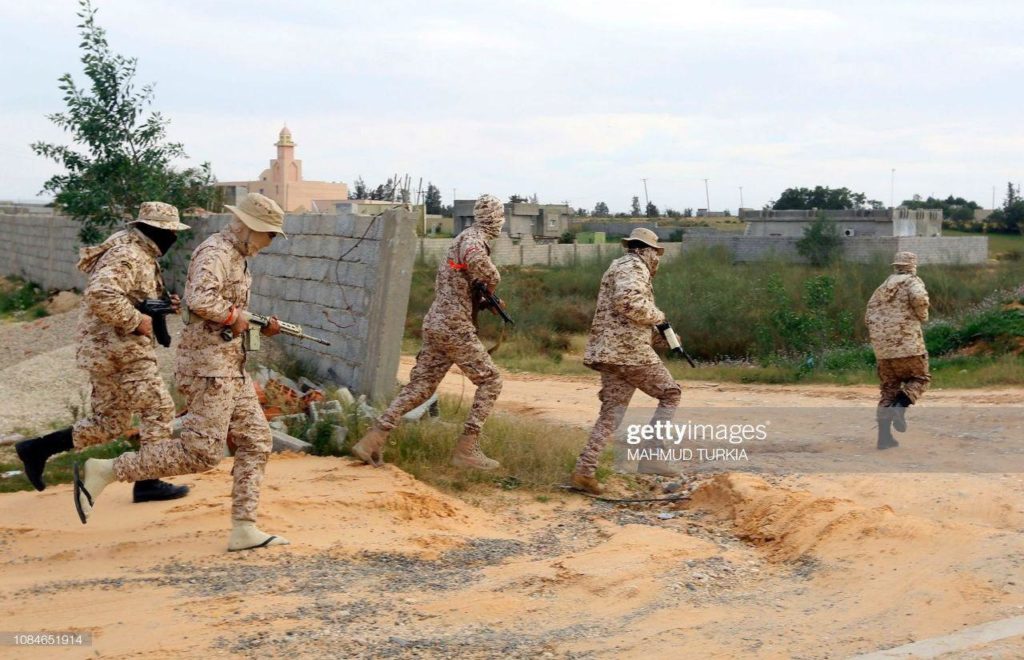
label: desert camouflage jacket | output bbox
[583,252,666,366]
[865,273,930,359]
[422,225,501,339]
[178,227,252,378]
[76,228,164,379]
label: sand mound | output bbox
[690,473,942,562]
[45,290,80,315]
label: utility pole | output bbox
[641,178,650,209]
[739,186,744,210]
[703,178,711,213]
[992,185,996,209]
[890,168,895,209]
[416,177,424,235]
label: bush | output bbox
[0,278,48,317]
[796,212,843,266]
[407,246,1024,366]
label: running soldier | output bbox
[571,228,683,495]
[351,193,506,470]
[16,202,190,503]
[73,192,290,552]
[865,251,931,450]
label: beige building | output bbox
[452,200,573,238]
[216,126,348,212]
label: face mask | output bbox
[137,224,178,255]
[633,247,660,277]
[478,218,504,239]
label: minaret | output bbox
[275,125,295,210]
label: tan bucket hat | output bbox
[621,227,664,255]
[130,201,190,231]
[891,251,917,267]
[226,192,287,237]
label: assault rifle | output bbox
[656,321,696,368]
[472,281,514,325]
[136,298,175,347]
[217,311,331,351]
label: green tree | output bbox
[985,182,1024,234]
[645,201,659,217]
[424,182,443,214]
[351,176,368,199]
[630,196,641,216]
[795,212,843,266]
[32,0,215,243]
[593,201,609,216]
[773,186,868,211]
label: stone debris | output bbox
[271,429,313,454]
[334,387,355,406]
[248,367,359,454]
[356,395,379,420]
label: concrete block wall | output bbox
[0,210,86,291]
[0,206,419,402]
[417,233,987,267]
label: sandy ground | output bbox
[2,310,1024,658]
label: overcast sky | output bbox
[1,0,1021,212]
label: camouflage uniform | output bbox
[575,248,682,477]
[112,226,272,522]
[73,228,175,448]
[865,252,931,406]
[375,220,502,435]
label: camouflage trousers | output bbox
[72,361,175,449]
[575,362,682,477]
[877,354,931,407]
[113,374,272,522]
[376,329,502,435]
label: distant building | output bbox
[215,126,348,212]
[452,200,572,238]
[974,208,995,222]
[741,208,942,238]
[696,209,729,218]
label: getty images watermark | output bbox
[612,407,1024,474]
[624,419,767,464]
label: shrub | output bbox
[796,212,843,266]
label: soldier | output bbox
[351,193,506,470]
[73,192,290,552]
[15,202,190,503]
[570,228,683,495]
[865,251,931,450]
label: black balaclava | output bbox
[136,223,179,255]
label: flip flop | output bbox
[228,536,279,552]
[72,463,93,525]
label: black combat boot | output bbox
[876,409,899,450]
[133,479,190,503]
[890,391,913,433]
[15,427,74,491]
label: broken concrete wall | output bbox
[0,204,418,402]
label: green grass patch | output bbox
[325,393,591,493]
[0,276,49,320]
[405,249,1024,385]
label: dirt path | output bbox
[398,357,1024,426]
[1,312,1023,657]
[1,455,1022,658]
